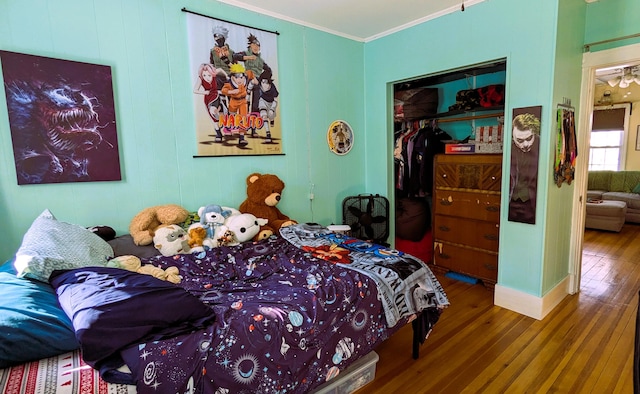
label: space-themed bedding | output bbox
[48,224,449,394]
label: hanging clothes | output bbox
[554,107,577,187]
[394,120,451,198]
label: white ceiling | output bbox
[215,0,486,41]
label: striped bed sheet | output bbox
[0,350,135,394]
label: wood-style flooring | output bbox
[357,224,640,394]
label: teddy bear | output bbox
[107,255,181,284]
[188,226,208,249]
[152,224,194,256]
[239,173,296,240]
[224,213,268,245]
[129,204,190,246]
[197,205,239,237]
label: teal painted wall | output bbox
[585,0,640,51]
[0,0,365,261]
[364,0,572,297]
[0,0,629,301]
[542,0,586,294]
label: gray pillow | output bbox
[14,209,113,282]
[108,234,161,258]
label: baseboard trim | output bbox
[494,276,569,320]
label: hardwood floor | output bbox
[357,224,640,394]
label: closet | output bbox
[393,59,506,285]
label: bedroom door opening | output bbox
[569,42,640,293]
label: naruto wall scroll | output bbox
[185,10,282,157]
[0,50,121,185]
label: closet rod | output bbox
[436,112,502,123]
[583,32,640,52]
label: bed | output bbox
[0,211,448,394]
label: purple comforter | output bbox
[53,227,448,393]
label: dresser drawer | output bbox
[433,189,500,222]
[433,215,499,252]
[434,154,502,191]
[432,242,498,283]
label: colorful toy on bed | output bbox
[107,255,181,284]
[187,204,241,248]
[197,204,236,237]
[129,204,190,246]
[239,173,297,240]
[152,224,194,256]
[224,213,268,245]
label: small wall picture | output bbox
[327,120,354,155]
[0,50,121,185]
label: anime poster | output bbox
[508,106,542,224]
[0,51,121,185]
[185,11,283,156]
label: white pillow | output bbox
[14,209,114,282]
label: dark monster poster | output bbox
[0,50,121,185]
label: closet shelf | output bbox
[426,106,504,122]
[397,106,504,123]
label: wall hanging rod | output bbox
[583,32,640,52]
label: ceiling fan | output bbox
[607,66,640,88]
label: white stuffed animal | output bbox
[224,213,268,246]
[189,205,241,248]
[153,224,193,256]
[197,205,239,238]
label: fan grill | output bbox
[342,194,390,245]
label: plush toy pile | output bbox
[126,172,297,256]
[129,204,190,246]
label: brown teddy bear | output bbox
[188,226,208,249]
[239,173,296,240]
[129,204,190,246]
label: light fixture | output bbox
[607,66,640,88]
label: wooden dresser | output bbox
[431,153,502,286]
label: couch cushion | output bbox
[602,192,640,210]
[608,171,640,192]
[587,190,605,200]
[588,171,613,191]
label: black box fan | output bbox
[342,194,390,245]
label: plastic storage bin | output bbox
[312,351,379,394]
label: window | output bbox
[589,104,631,171]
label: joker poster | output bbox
[186,11,283,156]
[0,50,121,185]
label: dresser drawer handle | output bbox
[485,206,499,212]
[483,264,497,271]
[483,234,498,241]
[439,253,450,259]
[440,200,452,206]
[442,174,448,178]
[491,176,496,180]
[438,225,450,232]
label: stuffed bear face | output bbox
[199,205,231,226]
[246,173,285,207]
[226,213,268,243]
